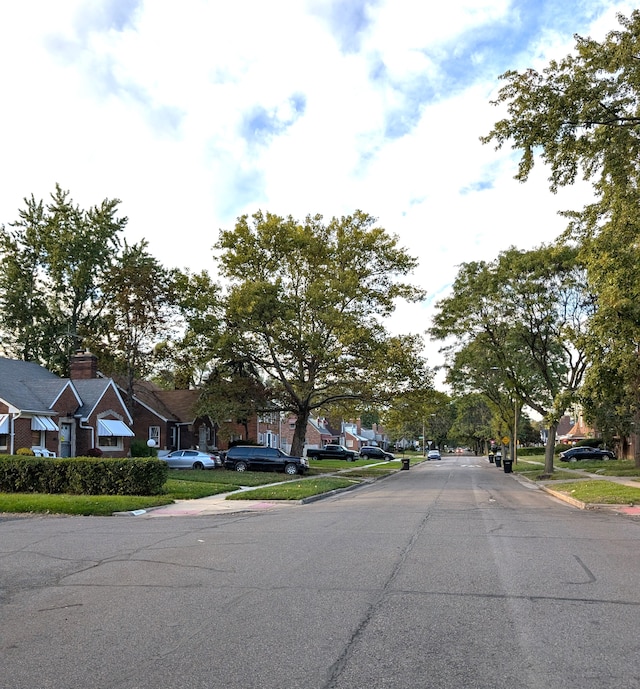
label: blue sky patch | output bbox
[240,94,307,145]
[313,0,380,53]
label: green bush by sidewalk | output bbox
[0,455,168,496]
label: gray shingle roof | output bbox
[0,358,65,411]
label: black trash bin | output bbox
[503,459,513,473]
[488,452,495,464]
[494,453,502,468]
[401,458,410,471]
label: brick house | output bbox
[0,352,134,458]
[114,378,220,453]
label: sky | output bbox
[0,0,636,374]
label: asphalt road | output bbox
[1,454,639,689]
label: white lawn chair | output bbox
[31,446,56,457]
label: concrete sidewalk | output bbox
[118,492,300,517]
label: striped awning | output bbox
[0,414,9,434]
[98,419,134,437]
[31,415,59,432]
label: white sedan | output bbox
[427,450,441,460]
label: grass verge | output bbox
[548,480,640,505]
[0,492,174,516]
[225,476,359,500]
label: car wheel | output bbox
[235,461,248,472]
[192,461,204,470]
[284,463,298,475]
[361,454,369,460]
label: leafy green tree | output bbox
[86,240,178,405]
[153,269,223,390]
[449,394,494,455]
[481,10,640,463]
[431,244,594,473]
[0,185,125,374]
[213,210,429,457]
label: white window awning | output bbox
[31,415,59,432]
[98,419,135,437]
[0,414,9,434]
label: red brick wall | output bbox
[13,419,33,453]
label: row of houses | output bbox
[0,351,390,458]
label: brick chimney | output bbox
[70,350,98,379]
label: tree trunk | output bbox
[544,421,558,475]
[290,407,311,458]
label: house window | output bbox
[97,419,134,451]
[31,430,44,448]
[0,434,7,451]
[98,435,122,450]
[149,426,160,446]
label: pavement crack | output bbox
[322,510,433,688]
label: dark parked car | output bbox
[359,446,395,461]
[305,444,358,461]
[161,449,222,470]
[224,446,308,475]
[558,446,615,462]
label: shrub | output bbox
[516,447,545,457]
[130,439,158,457]
[85,447,103,457]
[0,455,168,495]
[16,447,35,456]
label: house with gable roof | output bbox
[114,377,219,453]
[0,351,134,458]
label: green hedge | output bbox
[516,447,546,457]
[0,455,168,495]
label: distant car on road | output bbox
[558,446,615,462]
[427,450,441,460]
[161,450,222,470]
[358,446,395,461]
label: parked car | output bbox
[305,444,358,461]
[161,449,222,470]
[358,446,395,461]
[427,450,441,460]
[224,446,308,475]
[558,446,615,462]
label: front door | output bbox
[198,425,208,450]
[60,422,72,457]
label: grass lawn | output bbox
[548,480,640,505]
[564,459,640,477]
[0,492,174,516]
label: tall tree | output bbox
[431,244,594,474]
[86,240,177,405]
[213,210,429,457]
[0,185,125,374]
[481,10,640,462]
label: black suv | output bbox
[224,446,308,475]
[359,446,395,461]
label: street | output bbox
[1,454,639,689]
